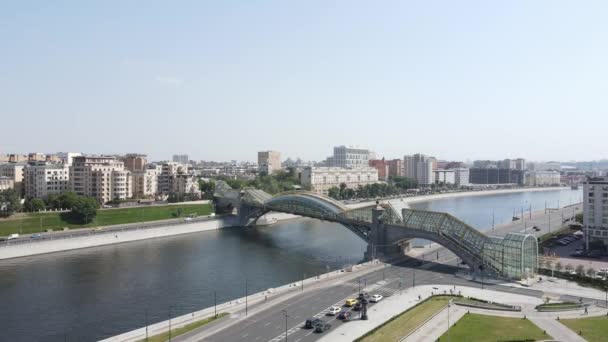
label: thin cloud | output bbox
[155,76,183,86]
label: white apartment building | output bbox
[300,167,379,196]
[0,177,14,191]
[70,156,132,204]
[258,151,282,174]
[525,171,561,186]
[56,152,82,165]
[583,177,608,248]
[404,154,434,186]
[132,167,159,198]
[23,163,70,199]
[434,169,456,185]
[0,162,26,195]
[328,146,372,169]
[453,168,470,186]
[157,162,200,196]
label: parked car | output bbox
[7,234,19,240]
[304,318,323,329]
[30,234,42,239]
[370,294,383,303]
[327,306,341,316]
[338,310,351,320]
[570,250,586,257]
[314,322,331,333]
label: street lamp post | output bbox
[245,279,248,316]
[282,310,290,342]
[168,306,172,342]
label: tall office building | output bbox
[258,151,282,174]
[70,156,132,204]
[583,177,608,249]
[172,154,189,164]
[404,154,434,186]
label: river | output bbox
[0,188,581,341]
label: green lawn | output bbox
[439,313,550,342]
[358,296,453,342]
[139,313,228,342]
[0,204,214,236]
[560,316,608,342]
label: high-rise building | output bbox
[123,154,148,172]
[369,159,389,181]
[258,151,282,174]
[70,156,132,204]
[404,154,434,186]
[583,177,608,249]
[387,159,404,178]
[327,146,372,169]
[23,163,70,199]
[300,167,379,196]
[172,154,189,164]
[515,158,526,171]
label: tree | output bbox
[339,183,347,199]
[575,264,585,276]
[0,188,22,216]
[565,264,574,272]
[327,187,340,200]
[70,197,99,224]
[555,262,563,272]
[24,198,46,212]
[199,179,216,199]
[58,192,79,209]
[587,268,596,278]
[575,213,583,223]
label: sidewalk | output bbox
[318,284,606,342]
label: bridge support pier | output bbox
[364,204,401,261]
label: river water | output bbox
[0,188,581,341]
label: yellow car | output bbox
[345,298,358,307]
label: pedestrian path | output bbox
[530,317,587,342]
[403,304,467,341]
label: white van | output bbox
[7,234,19,240]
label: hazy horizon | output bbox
[2,1,607,162]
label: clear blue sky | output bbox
[1,1,607,162]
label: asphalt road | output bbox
[177,253,543,342]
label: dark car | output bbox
[314,322,331,333]
[304,318,323,329]
[338,310,351,320]
[570,250,586,257]
[533,226,540,231]
[353,302,362,311]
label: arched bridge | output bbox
[214,181,538,279]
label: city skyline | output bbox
[2,1,608,162]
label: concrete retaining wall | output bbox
[0,218,233,260]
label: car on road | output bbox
[184,217,193,221]
[370,294,383,303]
[30,234,42,239]
[533,226,540,231]
[313,322,331,333]
[304,318,323,329]
[345,298,358,307]
[327,306,341,315]
[570,250,586,257]
[7,234,19,240]
[338,310,351,320]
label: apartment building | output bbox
[70,156,132,203]
[23,163,70,199]
[56,152,82,165]
[300,167,379,196]
[172,154,189,164]
[453,168,471,186]
[369,159,389,181]
[0,162,26,195]
[157,162,200,196]
[0,177,14,191]
[123,154,148,172]
[327,146,372,169]
[583,177,608,248]
[132,166,159,198]
[469,168,525,186]
[404,154,434,186]
[525,171,561,186]
[258,150,282,174]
